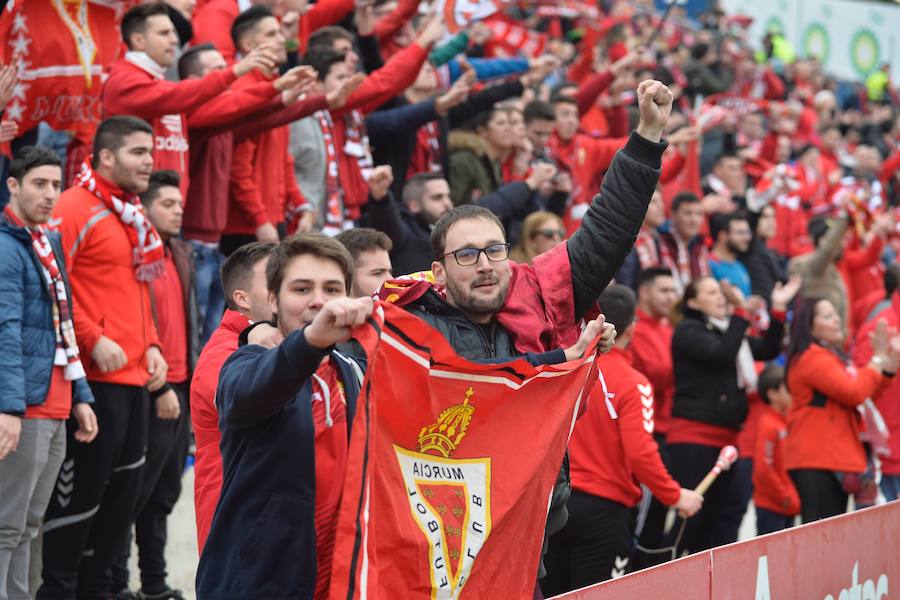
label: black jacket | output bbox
[740,237,786,305]
[671,308,784,429]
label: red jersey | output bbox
[568,349,681,508]
[102,56,238,196]
[152,251,188,384]
[752,407,800,516]
[25,367,71,420]
[628,309,674,435]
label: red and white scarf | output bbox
[4,206,86,381]
[343,109,373,179]
[76,158,165,280]
[316,110,347,237]
[408,121,442,178]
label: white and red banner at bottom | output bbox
[552,501,900,599]
[328,303,600,600]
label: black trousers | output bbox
[540,492,634,597]
[38,382,149,600]
[755,506,794,535]
[717,457,753,543]
[789,469,848,523]
[111,383,190,594]
[666,443,738,555]
[218,234,257,258]
[631,432,671,571]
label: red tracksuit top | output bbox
[752,406,801,516]
[102,57,238,197]
[569,348,682,508]
[190,309,249,551]
[628,308,675,436]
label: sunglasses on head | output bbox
[533,228,565,240]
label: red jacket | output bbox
[190,309,250,551]
[628,308,674,435]
[785,344,884,473]
[185,86,327,243]
[52,184,162,386]
[752,406,801,516]
[330,42,430,215]
[102,57,238,196]
[853,292,900,476]
[839,234,885,324]
[569,348,682,507]
[548,132,627,233]
[225,69,307,235]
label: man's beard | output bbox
[727,241,746,256]
[445,272,509,318]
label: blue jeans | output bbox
[881,474,900,502]
[189,240,225,346]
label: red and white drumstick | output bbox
[694,445,739,496]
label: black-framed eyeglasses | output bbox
[440,243,510,266]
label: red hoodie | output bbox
[628,308,674,436]
[102,57,238,196]
[569,348,682,508]
[190,309,250,551]
[752,406,801,516]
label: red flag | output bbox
[329,303,599,600]
[0,0,123,147]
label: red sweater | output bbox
[785,344,884,473]
[752,407,801,516]
[225,69,307,235]
[52,184,161,386]
[569,349,682,507]
[628,308,674,435]
[547,132,627,233]
[102,57,238,196]
[853,293,900,476]
[190,309,250,551]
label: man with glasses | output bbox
[379,79,675,582]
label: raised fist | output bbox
[635,80,674,143]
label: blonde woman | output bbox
[510,211,566,264]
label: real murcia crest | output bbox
[395,387,491,599]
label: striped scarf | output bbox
[76,158,165,281]
[3,206,86,381]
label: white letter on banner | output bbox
[755,556,771,600]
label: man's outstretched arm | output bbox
[566,80,673,320]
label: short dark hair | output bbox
[231,5,273,52]
[336,228,393,262]
[807,215,832,247]
[303,47,347,82]
[757,364,785,405]
[549,81,577,100]
[637,266,674,289]
[550,93,579,109]
[178,43,217,79]
[460,108,501,133]
[140,170,181,207]
[715,152,743,167]
[885,263,900,298]
[403,172,446,206]
[121,3,169,50]
[598,285,637,331]
[9,146,62,183]
[267,233,355,295]
[672,191,701,213]
[523,100,556,124]
[709,211,749,242]
[431,205,505,259]
[307,26,354,53]
[92,116,153,162]
[220,242,276,311]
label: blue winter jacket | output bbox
[196,327,364,600]
[0,216,94,415]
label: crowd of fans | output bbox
[1,0,900,598]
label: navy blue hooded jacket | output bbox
[195,327,363,600]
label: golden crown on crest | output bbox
[417,387,476,458]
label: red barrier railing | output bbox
[551,501,900,599]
